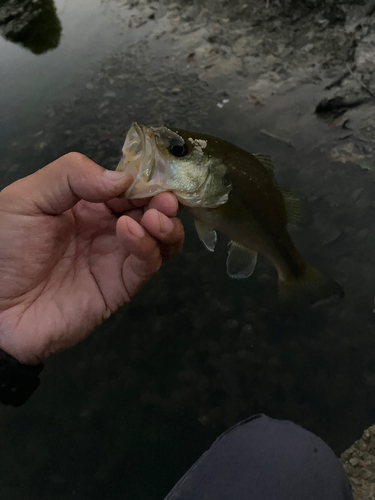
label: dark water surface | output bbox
[0,0,152,156]
[1,1,375,499]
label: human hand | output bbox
[0,153,184,364]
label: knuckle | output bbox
[172,220,185,243]
[0,178,27,206]
[62,151,88,166]
[61,152,96,176]
[154,255,162,273]
[0,183,14,200]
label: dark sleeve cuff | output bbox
[0,349,43,406]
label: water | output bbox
[1,1,375,499]
[0,0,152,157]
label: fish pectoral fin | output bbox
[226,242,257,279]
[194,219,217,252]
[253,153,275,174]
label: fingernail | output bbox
[128,220,145,238]
[104,170,133,184]
[159,212,174,233]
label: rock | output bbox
[232,36,248,57]
[342,424,375,498]
[355,34,375,70]
[349,457,360,467]
[240,324,253,336]
[322,228,341,245]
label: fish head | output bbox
[116,123,232,208]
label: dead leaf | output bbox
[330,143,365,164]
[248,94,264,107]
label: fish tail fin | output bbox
[278,265,343,316]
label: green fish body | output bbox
[117,123,343,314]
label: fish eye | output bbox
[168,139,189,157]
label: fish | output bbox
[116,122,343,315]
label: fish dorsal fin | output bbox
[226,242,257,279]
[254,153,275,174]
[280,189,302,225]
[194,219,217,252]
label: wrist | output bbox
[0,312,43,365]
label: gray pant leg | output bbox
[165,414,353,500]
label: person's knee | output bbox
[165,414,353,500]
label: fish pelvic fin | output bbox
[278,265,343,316]
[194,219,217,252]
[227,242,257,279]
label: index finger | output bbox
[106,196,152,214]
[106,192,178,216]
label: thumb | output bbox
[0,152,133,215]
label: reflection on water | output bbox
[0,0,61,54]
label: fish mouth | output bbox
[116,122,167,198]
[125,122,146,161]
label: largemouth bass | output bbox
[116,123,343,314]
